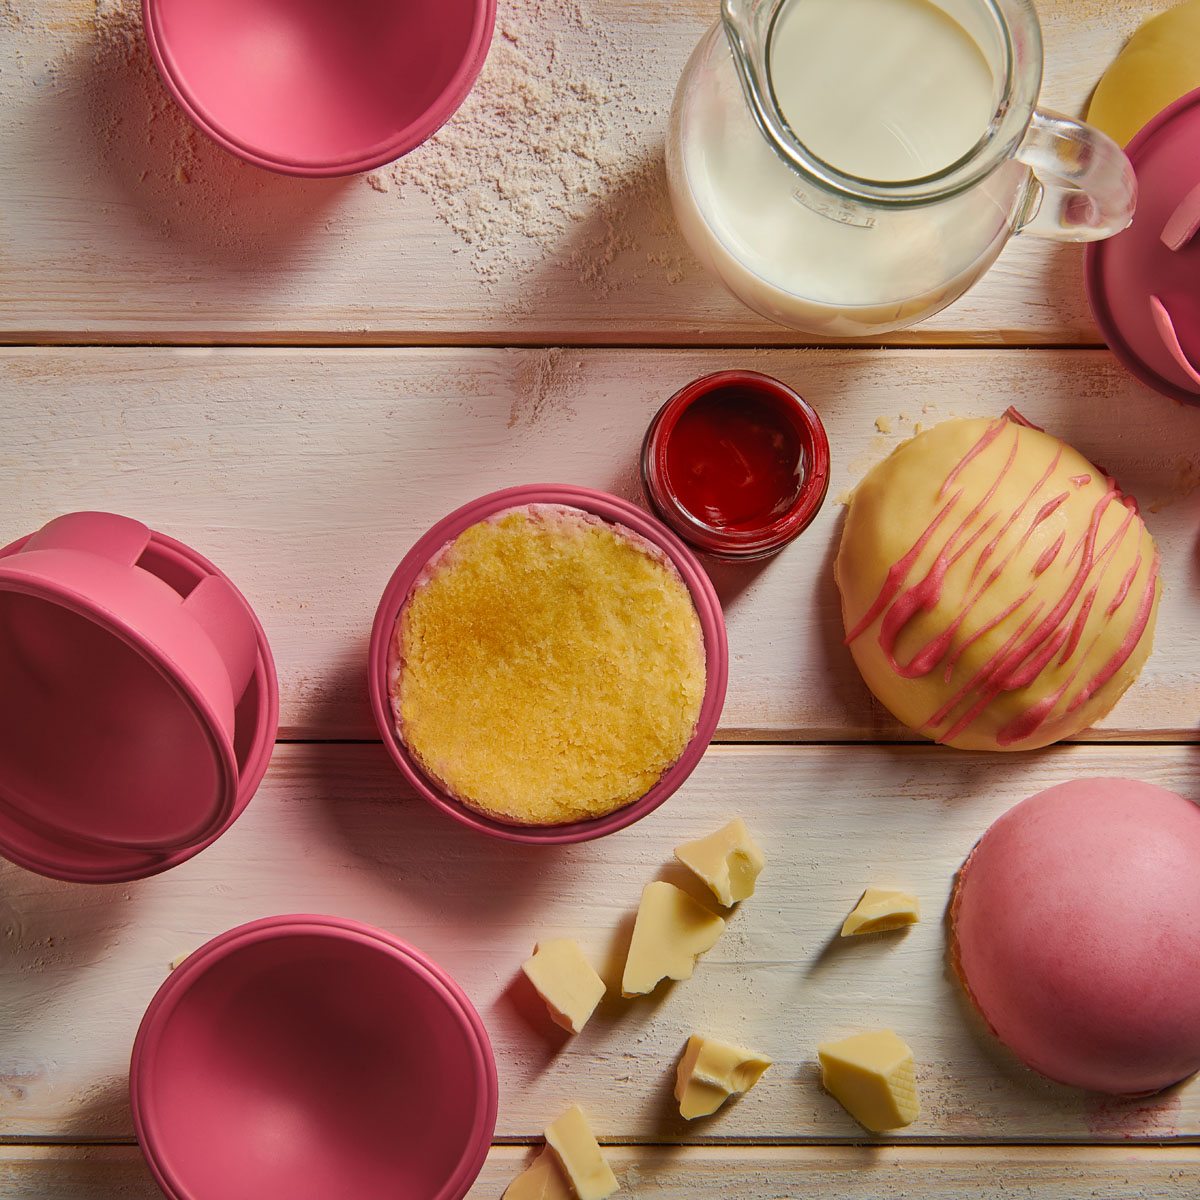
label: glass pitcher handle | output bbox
[1014,108,1136,241]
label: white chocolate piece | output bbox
[674,818,765,906]
[522,939,606,1034]
[168,952,190,971]
[674,1035,772,1119]
[840,888,921,936]
[503,1148,574,1200]
[621,881,725,997]
[544,1106,619,1200]
[817,1030,920,1131]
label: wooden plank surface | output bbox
[3,345,1197,742]
[5,0,1200,1193]
[0,0,1172,345]
[1,1145,1198,1200]
[2,742,1198,1144]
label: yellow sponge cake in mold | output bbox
[390,504,706,825]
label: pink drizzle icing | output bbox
[1033,532,1065,576]
[1002,406,1043,431]
[846,416,1158,746]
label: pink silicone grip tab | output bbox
[181,575,259,705]
[23,512,152,566]
[1161,180,1200,251]
[1150,294,1200,388]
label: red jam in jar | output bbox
[641,370,830,561]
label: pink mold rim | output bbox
[141,0,498,177]
[130,914,499,1200]
[0,528,278,884]
[367,484,729,844]
[1085,87,1200,406]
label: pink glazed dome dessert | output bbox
[951,778,1200,1094]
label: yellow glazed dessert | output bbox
[390,504,706,825]
[1088,0,1200,147]
[835,414,1160,751]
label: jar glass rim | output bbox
[640,370,831,560]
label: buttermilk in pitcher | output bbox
[667,0,1040,335]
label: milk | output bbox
[668,1,1032,335]
[771,0,995,182]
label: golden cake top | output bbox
[390,504,706,825]
[835,414,1161,751]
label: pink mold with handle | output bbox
[131,914,499,1200]
[1086,87,1200,405]
[368,485,729,844]
[0,512,278,882]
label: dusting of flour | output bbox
[27,0,685,287]
[363,0,683,287]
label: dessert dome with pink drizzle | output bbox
[951,778,1200,1095]
[835,413,1161,751]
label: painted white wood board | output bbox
[2,742,1198,1143]
[2,346,1197,741]
[4,0,1200,1188]
[1,1145,1198,1200]
[0,0,1171,344]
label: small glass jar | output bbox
[640,369,830,562]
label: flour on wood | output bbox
[367,0,685,291]
[71,0,684,287]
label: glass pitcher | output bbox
[667,0,1136,336]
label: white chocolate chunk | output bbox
[674,1035,772,1119]
[522,939,606,1034]
[544,1105,619,1200]
[621,881,725,997]
[817,1030,920,1131]
[168,952,190,971]
[503,1148,574,1200]
[840,888,921,936]
[674,818,764,906]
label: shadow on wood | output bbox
[43,12,350,273]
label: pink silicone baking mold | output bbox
[131,914,498,1200]
[142,0,497,176]
[1086,87,1200,405]
[368,484,730,844]
[0,513,277,883]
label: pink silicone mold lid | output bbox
[131,914,498,1200]
[1086,87,1200,405]
[142,0,497,176]
[368,484,729,844]
[0,518,278,883]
